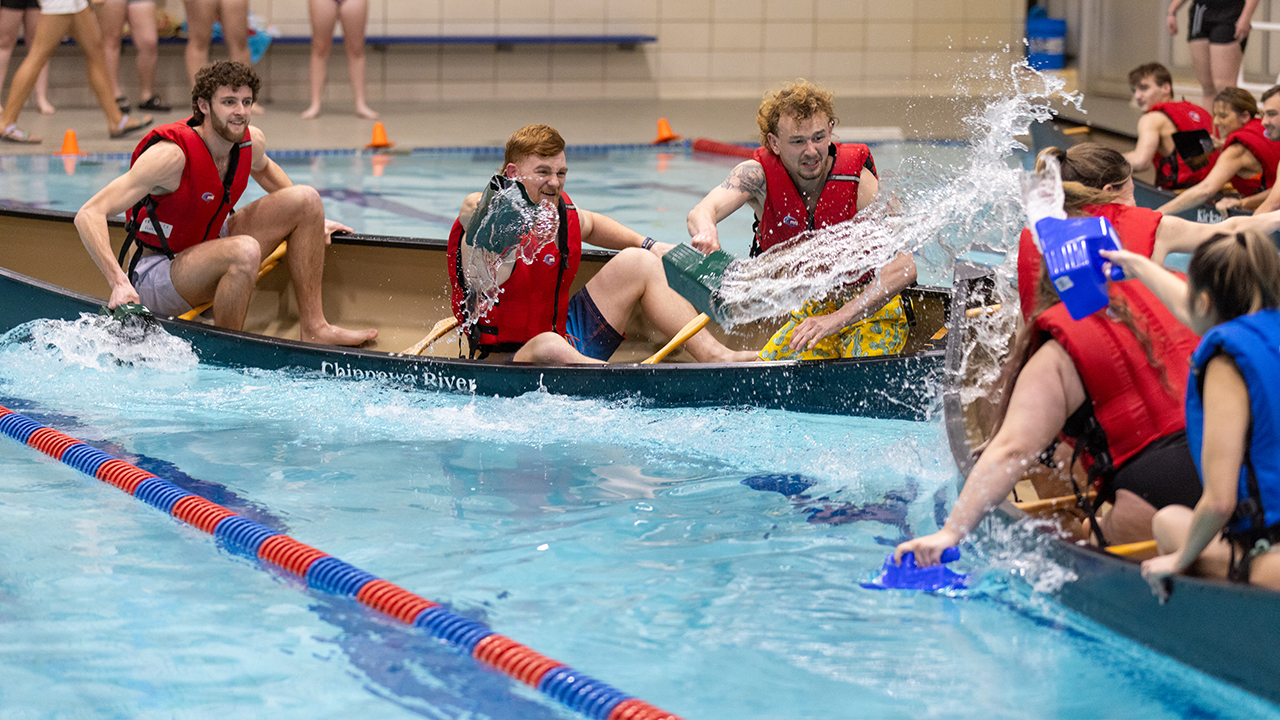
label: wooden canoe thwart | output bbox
[0,205,950,419]
[944,260,1280,704]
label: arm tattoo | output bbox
[719,163,766,198]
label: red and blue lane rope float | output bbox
[0,404,681,720]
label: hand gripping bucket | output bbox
[1036,216,1124,320]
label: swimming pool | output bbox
[0,141,973,272]
[0,316,1276,718]
[0,76,1273,715]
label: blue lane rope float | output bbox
[0,404,680,720]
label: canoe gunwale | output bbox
[0,204,951,419]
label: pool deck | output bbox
[0,95,998,156]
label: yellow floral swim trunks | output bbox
[758,294,909,361]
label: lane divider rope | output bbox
[0,405,681,720]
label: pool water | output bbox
[0,317,1277,719]
[0,141,973,272]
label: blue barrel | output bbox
[1026,7,1067,70]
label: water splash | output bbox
[972,514,1080,594]
[715,60,1081,326]
[0,314,198,372]
[461,179,560,326]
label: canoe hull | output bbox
[0,244,945,420]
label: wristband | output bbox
[641,237,656,250]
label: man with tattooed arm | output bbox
[686,79,917,360]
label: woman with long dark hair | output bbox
[897,144,1280,566]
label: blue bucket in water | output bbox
[1026,7,1067,70]
[1036,216,1124,320]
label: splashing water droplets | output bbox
[715,60,1082,327]
[0,313,198,372]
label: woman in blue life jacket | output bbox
[1103,230,1280,599]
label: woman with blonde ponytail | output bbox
[1103,231,1280,597]
[896,144,1280,568]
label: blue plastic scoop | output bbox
[861,547,968,591]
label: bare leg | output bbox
[1188,38,1215,111]
[22,9,52,113]
[183,0,214,85]
[168,235,264,329]
[302,0,337,119]
[338,0,376,118]
[1209,40,1244,101]
[127,0,160,102]
[98,0,127,101]
[583,248,757,363]
[226,185,377,345]
[0,11,73,133]
[67,7,150,133]
[0,7,23,114]
[1094,489,1159,546]
[513,331,603,364]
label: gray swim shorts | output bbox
[131,254,193,317]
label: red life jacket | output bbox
[1223,118,1280,197]
[1033,279,1199,468]
[1017,203,1161,322]
[124,118,253,258]
[447,191,582,350]
[1149,101,1217,189]
[752,141,875,256]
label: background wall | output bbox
[31,0,1028,108]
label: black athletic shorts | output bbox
[0,0,40,10]
[1106,431,1204,509]
[1189,0,1248,46]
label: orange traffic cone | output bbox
[652,118,681,144]
[366,122,394,149]
[58,129,83,155]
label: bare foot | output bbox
[355,104,379,120]
[37,99,55,115]
[302,323,378,347]
[301,104,321,119]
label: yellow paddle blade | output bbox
[1106,540,1158,558]
[642,313,710,365]
[403,316,460,355]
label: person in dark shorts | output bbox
[447,124,760,365]
[0,0,54,116]
[1167,0,1259,111]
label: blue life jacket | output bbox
[1186,309,1280,537]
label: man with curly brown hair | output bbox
[74,61,377,347]
[686,79,916,361]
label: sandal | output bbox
[115,96,129,113]
[0,124,39,144]
[137,96,170,112]
[109,114,153,140]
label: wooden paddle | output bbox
[1107,539,1158,558]
[403,316,460,355]
[177,242,288,322]
[1013,491,1096,514]
[642,312,710,365]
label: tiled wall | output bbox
[31,0,1027,106]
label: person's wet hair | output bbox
[191,61,260,124]
[756,79,838,147]
[502,125,566,169]
[1188,231,1280,322]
